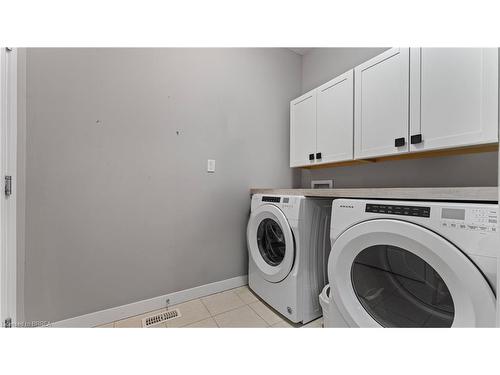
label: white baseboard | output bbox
[50,275,248,328]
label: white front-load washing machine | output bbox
[325,199,499,328]
[247,194,332,324]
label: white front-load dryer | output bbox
[247,194,332,324]
[326,199,499,328]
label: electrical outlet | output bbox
[207,159,216,173]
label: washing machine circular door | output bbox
[328,219,496,327]
[247,204,295,283]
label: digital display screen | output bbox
[441,208,465,221]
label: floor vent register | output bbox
[142,309,181,327]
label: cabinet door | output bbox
[290,90,316,167]
[354,48,410,159]
[316,70,354,164]
[410,48,498,152]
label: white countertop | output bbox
[250,187,498,202]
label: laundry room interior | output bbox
[5,3,500,374]
[2,46,498,331]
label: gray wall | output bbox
[302,152,499,188]
[24,48,302,323]
[302,48,389,92]
[300,48,499,188]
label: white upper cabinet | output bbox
[409,48,499,152]
[290,47,499,168]
[290,90,316,167]
[354,48,410,159]
[316,70,354,164]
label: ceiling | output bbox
[288,48,313,56]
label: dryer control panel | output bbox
[440,207,498,233]
[365,203,430,217]
[261,196,281,203]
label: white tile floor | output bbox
[96,285,323,328]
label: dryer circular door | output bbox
[328,219,496,327]
[247,204,295,283]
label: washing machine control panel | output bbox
[365,203,430,217]
[261,196,281,203]
[440,207,498,233]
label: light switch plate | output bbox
[207,159,216,173]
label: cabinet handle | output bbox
[309,153,315,161]
[316,152,322,159]
[394,137,406,147]
[410,134,423,144]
